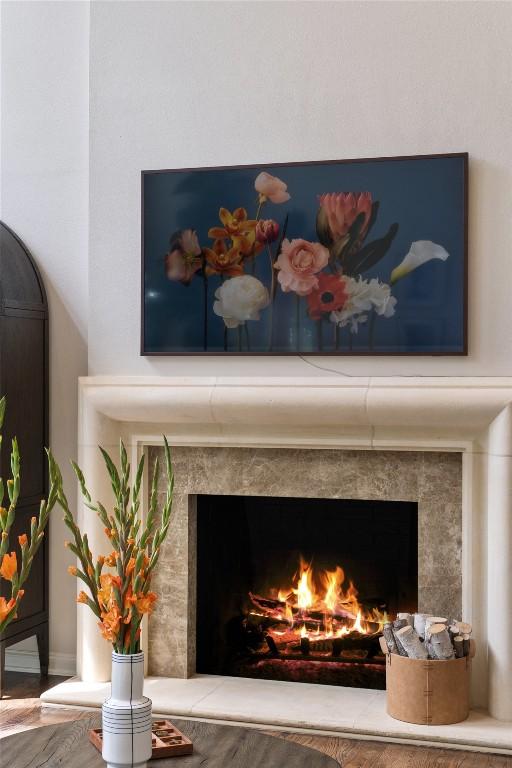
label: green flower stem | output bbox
[50,436,174,653]
[0,397,58,634]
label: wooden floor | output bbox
[1,672,510,767]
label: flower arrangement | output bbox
[49,438,174,654]
[0,397,57,632]
[163,169,450,352]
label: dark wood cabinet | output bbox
[0,222,49,695]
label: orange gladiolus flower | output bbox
[77,591,89,604]
[68,565,78,576]
[104,551,117,567]
[18,533,28,548]
[0,596,17,623]
[125,558,135,577]
[98,573,122,610]
[98,604,122,642]
[136,592,158,615]
[87,565,94,578]
[104,527,113,539]
[0,551,17,581]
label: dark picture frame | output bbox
[141,152,468,356]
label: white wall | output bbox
[89,0,512,377]
[1,0,89,672]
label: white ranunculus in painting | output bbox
[330,276,397,333]
[213,275,270,329]
[390,241,449,285]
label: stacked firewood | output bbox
[380,613,473,660]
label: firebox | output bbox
[196,495,418,689]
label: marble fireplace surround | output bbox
[65,376,512,726]
[147,446,462,681]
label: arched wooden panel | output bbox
[0,222,49,691]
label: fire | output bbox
[293,560,315,610]
[249,556,387,651]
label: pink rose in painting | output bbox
[317,192,373,242]
[255,172,290,204]
[255,219,279,244]
[276,238,329,296]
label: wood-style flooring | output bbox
[1,671,510,767]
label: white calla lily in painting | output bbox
[390,241,449,285]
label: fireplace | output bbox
[196,494,418,689]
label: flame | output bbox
[293,559,315,611]
[255,556,387,649]
[322,566,344,613]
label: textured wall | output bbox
[148,447,462,677]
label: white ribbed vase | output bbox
[102,652,152,768]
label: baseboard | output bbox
[5,648,76,676]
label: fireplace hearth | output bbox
[196,494,418,689]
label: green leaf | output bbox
[364,201,380,240]
[342,223,399,277]
[99,446,121,495]
[0,397,6,430]
[331,212,367,266]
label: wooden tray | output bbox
[89,720,193,759]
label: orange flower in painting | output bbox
[0,551,17,582]
[0,596,17,623]
[208,207,257,241]
[136,592,158,615]
[18,534,28,548]
[203,239,245,278]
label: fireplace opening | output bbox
[196,495,418,689]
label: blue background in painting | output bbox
[143,156,466,353]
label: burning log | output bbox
[300,636,310,655]
[265,635,279,657]
[248,592,357,624]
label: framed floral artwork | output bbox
[141,153,467,355]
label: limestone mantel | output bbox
[77,376,512,721]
